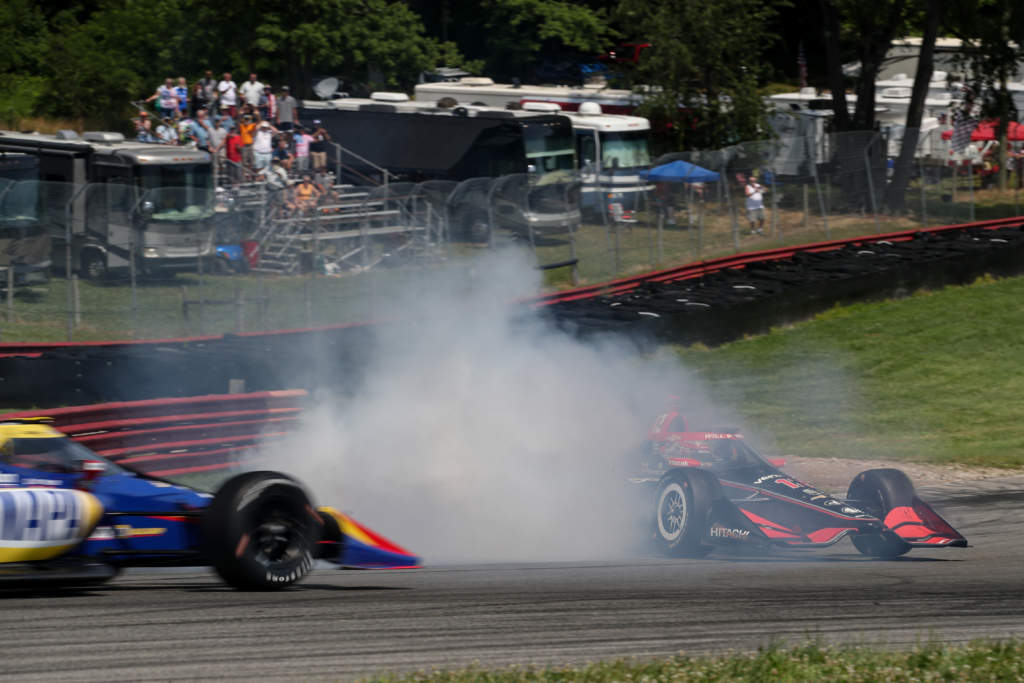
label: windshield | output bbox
[600,131,651,169]
[1,437,125,475]
[523,120,576,174]
[660,437,767,474]
[136,163,212,193]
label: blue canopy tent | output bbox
[641,159,721,183]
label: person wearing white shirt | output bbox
[744,175,766,236]
[240,73,265,109]
[217,72,238,118]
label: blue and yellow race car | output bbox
[0,418,418,589]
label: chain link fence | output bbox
[0,128,1020,343]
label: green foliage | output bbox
[0,76,46,130]
[618,0,781,150]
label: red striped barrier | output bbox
[1,390,307,477]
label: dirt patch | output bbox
[782,455,1017,494]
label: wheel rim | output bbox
[250,505,306,568]
[85,257,104,279]
[657,482,687,542]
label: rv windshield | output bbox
[136,163,213,193]
[523,120,576,174]
[600,131,651,169]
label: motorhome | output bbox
[0,130,215,279]
[414,77,646,114]
[303,94,580,237]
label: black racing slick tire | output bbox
[847,468,914,559]
[202,471,322,590]
[653,470,715,558]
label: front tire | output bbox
[202,471,321,590]
[653,472,714,557]
[848,468,913,559]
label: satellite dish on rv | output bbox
[313,77,341,100]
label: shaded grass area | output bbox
[675,274,1024,469]
[372,640,1024,682]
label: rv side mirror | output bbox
[140,200,155,218]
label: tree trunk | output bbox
[885,0,943,212]
[820,0,851,131]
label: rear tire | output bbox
[202,471,321,590]
[848,468,913,559]
[80,251,107,280]
[653,471,714,557]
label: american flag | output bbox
[797,41,808,88]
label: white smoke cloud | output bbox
[263,248,723,563]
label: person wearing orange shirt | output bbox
[238,110,258,171]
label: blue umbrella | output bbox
[641,159,720,183]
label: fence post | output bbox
[234,284,244,333]
[770,168,779,239]
[304,279,312,327]
[6,267,12,322]
[864,133,881,233]
[72,275,81,327]
[919,159,927,227]
[968,161,975,222]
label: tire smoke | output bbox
[263,250,722,563]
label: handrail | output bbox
[329,141,397,186]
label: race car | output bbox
[634,400,967,558]
[0,417,418,589]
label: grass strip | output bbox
[369,640,1024,682]
[675,274,1024,469]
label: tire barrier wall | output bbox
[1,390,307,478]
[2,217,1024,407]
[539,216,1024,345]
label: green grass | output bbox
[675,274,1024,469]
[370,640,1024,682]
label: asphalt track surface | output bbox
[2,479,1024,682]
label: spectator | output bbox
[225,123,243,181]
[273,136,294,172]
[146,78,180,120]
[252,120,279,171]
[155,117,177,145]
[189,83,208,118]
[292,173,321,212]
[209,116,229,178]
[266,158,290,190]
[217,72,239,119]
[293,125,313,172]
[744,174,765,236]
[175,77,189,118]
[240,73,265,110]
[136,117,158,143]
[309,121,330,172]
[276,86,299,131]
[199,70,217,110]
[190,109,213,151]
[238,112,258,171]
[262,85,277,123]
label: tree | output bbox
[419,0,614,82]
[618,0,781,150]
[886,0,944,212]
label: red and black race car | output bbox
[633,400,967,558]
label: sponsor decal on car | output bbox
[709,524,751,540]
[753,474,779,485]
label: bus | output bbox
[303,94,580,237]
[0,130,215,279]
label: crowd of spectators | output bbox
[134,71,334,190]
